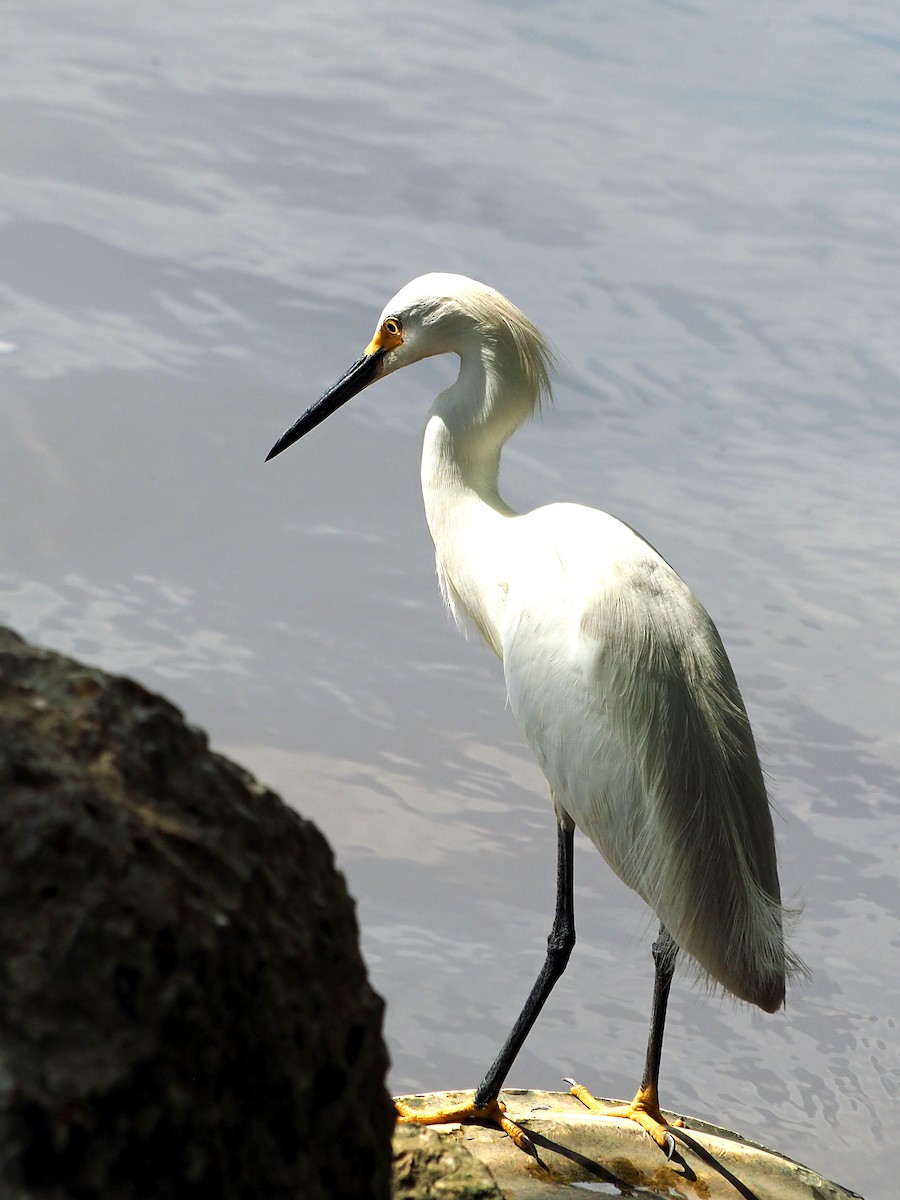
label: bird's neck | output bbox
[420,350,532,656]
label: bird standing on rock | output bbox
[266,273,804,1158]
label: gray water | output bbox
[2,2,898,1195]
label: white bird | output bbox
[266,274,804,1159]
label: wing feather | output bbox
[503,510,805,1010]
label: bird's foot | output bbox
[566,1078,682,1158]
[395,1094,537,1158]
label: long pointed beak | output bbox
[266,347,388,461]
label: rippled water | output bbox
[2,3,898,1195]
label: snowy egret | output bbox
[266,274,804,1158]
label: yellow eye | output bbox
[365,315,404,357]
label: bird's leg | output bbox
[475,818,576,1106]
[395,818,576,1157]
[568,924,683,1155]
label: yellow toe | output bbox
[395,1095,535,1156]
[568,1080,681,1152]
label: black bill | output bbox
[266,347,387,461]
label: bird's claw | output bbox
[567,1078,680,1157]
[395,1094,538,1159]
[518,1128,539,1161]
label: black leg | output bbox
[474,818,576,1108]
[565,923,681,1156]
[639,924,677,1096]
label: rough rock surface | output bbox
[0,627,394,1200]
[392,1125,502,1200]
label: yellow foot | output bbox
[395,1094,536,1158]
[565,1078,683,1157]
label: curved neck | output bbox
[425,368,504,509]
[422,342,535,511]
[420,344,534,655]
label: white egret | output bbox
[266,274,804,1159]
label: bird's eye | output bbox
[384,318,402,337]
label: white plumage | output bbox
[267,272,804,1154]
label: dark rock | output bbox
[0,627,393,1200]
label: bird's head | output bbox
[266,274,553,461]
